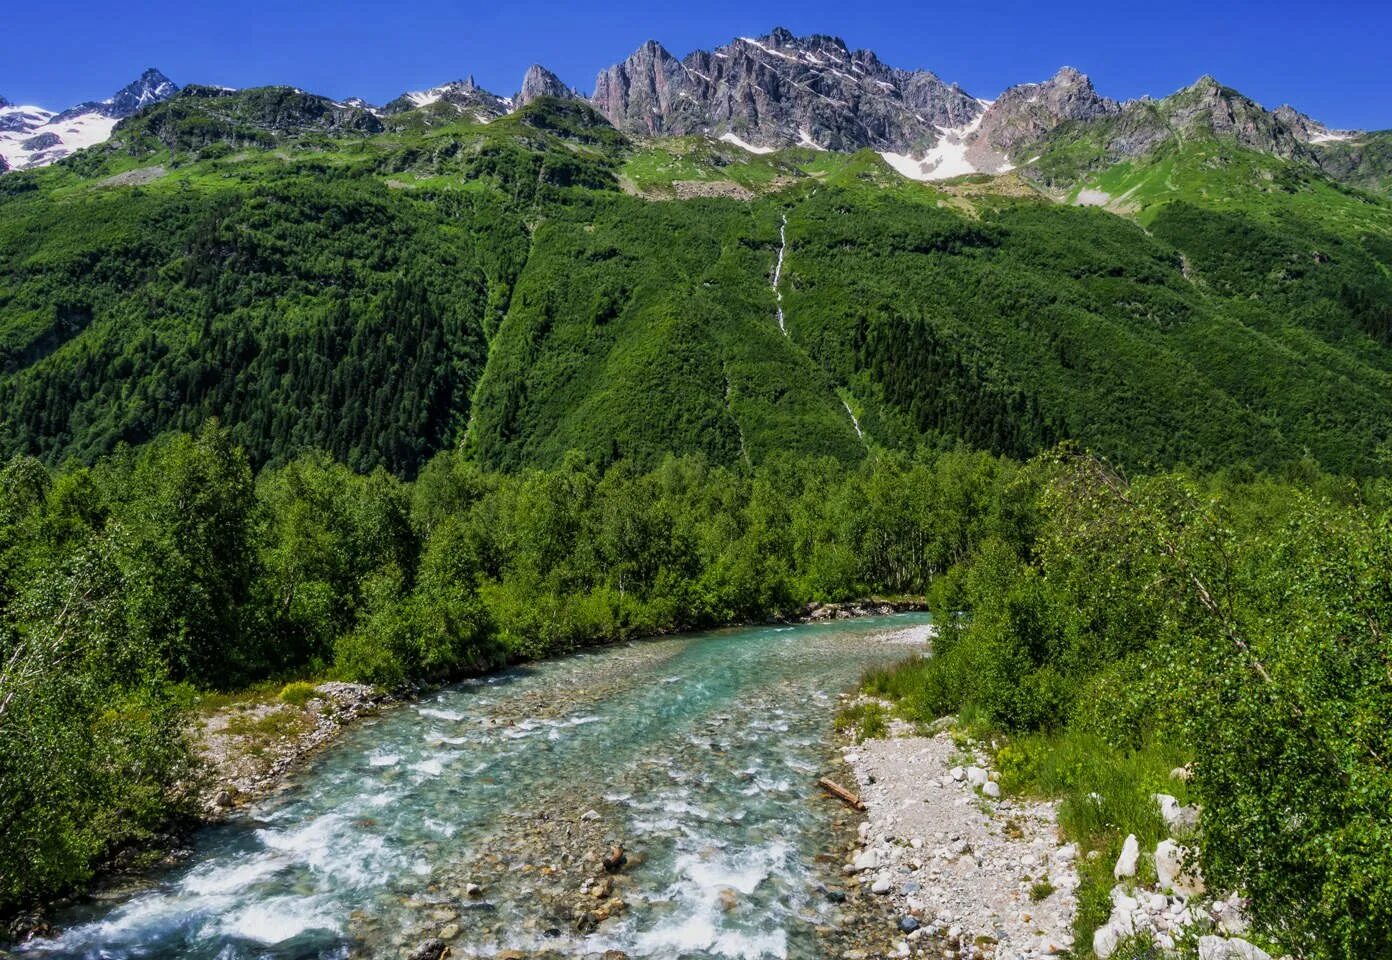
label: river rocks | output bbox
[982,781,1001,799]
[1114,834,1140,879]
[853,849,880,872]
[191,680,386,817]
[800,599,930,622]
[845,729,1078,957]
[602,844,626,873]
[402,938,446,960]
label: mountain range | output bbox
[0,68,177,170]
[2,29,1387,194]
[1,28,1391,483]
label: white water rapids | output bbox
[20,616,934,960]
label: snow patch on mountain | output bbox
[879,113,1003,182]
[719,132,777,154]
[0,69,177,171]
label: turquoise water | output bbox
[21,615,930,960]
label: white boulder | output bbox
[1092,908,1137,959]
[1154,839,1205,896]
[1197,935,1272,960]
[1153,792,1200,832]
[1114,834,1140,879]
[966,766,989,787]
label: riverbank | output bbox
[191,680,393,816]
[190,597,928,818]
[837,708,1078,959]
[6,603,929,947]
[836,701,1289,960]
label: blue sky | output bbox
[5,0,1390,129]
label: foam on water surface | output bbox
[21,614,931,960]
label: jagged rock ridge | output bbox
[1,33,1384,191]
[590,27,984,156]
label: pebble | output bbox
[843,726,1079,959]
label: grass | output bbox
[862,652,1193,957]
[278,681,320,706]
[221,707,317,758]
[994,730,1190,954]
[834,700,890,742]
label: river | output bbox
[20,614,931,960]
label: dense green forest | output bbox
[4,87,1392,957]
[0,423,1017,915]
[865,452,1392,958]
[3,96,1392,477]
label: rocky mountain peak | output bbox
[971,65,1118,160]
[54,68,179,122]
[1270,104,1353,144]
[383,75,510,117]
[594,27,984,154]
[517,64,578,107]
[1185,75,1229,99]
[0,96,10,109]
[112,68,178,112]
[1,69,178,171]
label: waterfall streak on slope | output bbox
[841,399,865,441]
[773,214,788,335]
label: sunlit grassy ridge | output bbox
[2,93,1392,476]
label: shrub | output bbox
[278,681,318,706]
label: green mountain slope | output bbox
[2,91,1391,476]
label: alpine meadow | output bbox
[2,21,1392,960]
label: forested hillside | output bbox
[2,93,1391,476]
[3,48,1392,959]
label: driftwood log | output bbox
[817,777,866,810]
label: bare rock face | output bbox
[1273,104,1328,142]
[516,64,580,107]
[1163,76,1310,159]
[591,27,985,154]
[974,66,1118,159]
